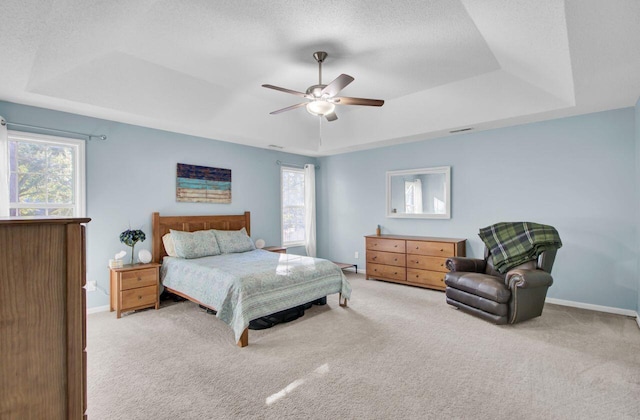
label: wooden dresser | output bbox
[365,234,465,291]
[0,217,90,419]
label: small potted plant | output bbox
[119,228,146,265]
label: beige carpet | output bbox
[87,273,640,419]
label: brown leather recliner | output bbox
[444,248,556,324]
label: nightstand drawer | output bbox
[121,285,157,310]
[121,268,157,290]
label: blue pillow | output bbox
[214,228,256,254]
[169,229,221,259]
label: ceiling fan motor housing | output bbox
[306,84,328,98]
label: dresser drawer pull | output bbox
[416,246,419,249]
[138,295,142,300]
[372,256,377,260]
[394,258,397,261]
[415,275,419,278]
[394,272,398,275]
[394,245,398,248]
[137,277,142,281]
[440,249,444,252]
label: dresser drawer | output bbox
[367,263,406,281]
[367,250,406,267]
[366,238,406,253]
[121,268,158,290]
[121,285,157,310]
[406,255,448,273]
[406,241,455,257]
[406,269,446,290]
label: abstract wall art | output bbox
[176,163,231,203]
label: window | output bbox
[281,166,305,246]
[8,131,85,217]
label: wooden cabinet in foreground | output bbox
[0,217,90,419]
[365,234,466,291]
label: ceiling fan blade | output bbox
[262,84,310,98]
[321,74,354,97]
[325,112,338,122]
[334,96,384,107]
[269,102,308,115]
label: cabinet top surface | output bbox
[0,217,91,225]
[110,262,161,272]
[365,234,466,243]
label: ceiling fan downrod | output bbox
[313,51,328,85]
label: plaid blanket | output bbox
[478,222,562,273]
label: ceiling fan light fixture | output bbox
[306,100,335,116]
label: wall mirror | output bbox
[386,166,451,219]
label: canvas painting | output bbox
[176,163,231,203]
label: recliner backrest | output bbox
[483,247,557,277]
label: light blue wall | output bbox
[2,100,638,312]
[636,97,640,313]
[0,101,316,308]
[317,108,638,311]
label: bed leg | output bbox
[237,328,249,348]
[339,293,348,308]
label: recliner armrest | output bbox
[505,269,553,289]
[446,257,486,273]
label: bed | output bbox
[152,212,351,347]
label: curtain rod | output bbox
[0,118,107,141]
[276,160,320,170]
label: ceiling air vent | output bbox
[268,144,284,149]
[449,127,473,133]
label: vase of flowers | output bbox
[119,228,146,265]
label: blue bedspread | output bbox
[161,249,352,341]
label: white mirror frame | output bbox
[386,166,451,219]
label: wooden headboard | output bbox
[152,212,251,263]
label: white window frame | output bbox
[8,131,86,217]
[281,166,306,247]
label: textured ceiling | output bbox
[1,0,639,156]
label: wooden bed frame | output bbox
[152,212,252,347]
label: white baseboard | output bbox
[87,305,110,314]
[545,297,638,318]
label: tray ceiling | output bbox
[1,0,639,155]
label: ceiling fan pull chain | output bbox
[319,116,322,146]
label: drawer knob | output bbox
[372,256,377,260]
[416,246,419,249]
[394,272,397,275]
[440,249,444,252]
[416,275,419,278]
[137,277,142,281]
[440,263,444,267]
[138,295,142,300]
[394,245,398,248]
[394,258,397,261]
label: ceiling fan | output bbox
[262,51,384,122]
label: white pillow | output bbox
[162,233,177,257]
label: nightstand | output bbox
[109,262,161,318]
[264,246,287,254]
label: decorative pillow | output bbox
[214,227,256,254]
[162,233,178,257]
[169,229,221,259]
